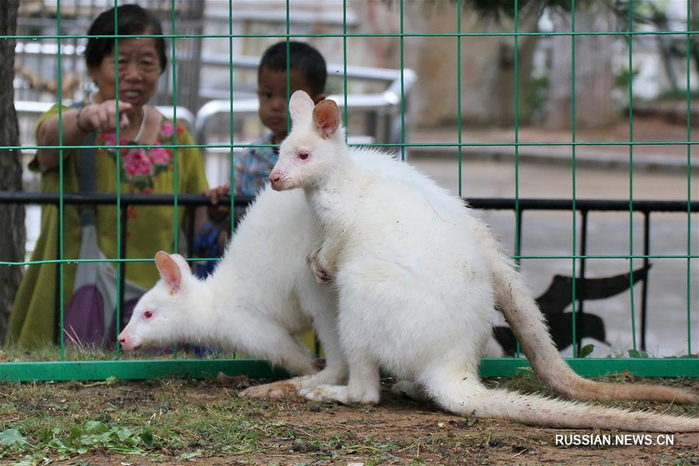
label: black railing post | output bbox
[119,203,128,331]
[514,207,524,357]
[186,205,195,260]
[640,212,651,351]
[576,209,589,356]
[53,217,61,345]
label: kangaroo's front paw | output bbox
[299,385,379,405]
[299,384,349,404]
[238,380,300,399]
[306,253,333,285]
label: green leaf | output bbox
[141,427,154,447]
[178,450,203,460]
[115,427,135,442]
[579,344,595,358]
[67,427,83,441]
[84,420,109,434]
[105,376,118,386]
[628,349,649,359]
[0,428,26,447]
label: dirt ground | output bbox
[4,375,699,465]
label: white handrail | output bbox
[194,63,418,146]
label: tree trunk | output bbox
[655,16,679,93]
[412,4,539,127]
[546,4,617,129]
[0,0,24,345]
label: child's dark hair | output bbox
[85,4,167,73]
[259,41,327,96]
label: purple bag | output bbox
[64,223,145,347]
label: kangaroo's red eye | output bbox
[144,310,153,319]
[298,152,309,160]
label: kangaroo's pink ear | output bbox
[289,90,315,126]
[169,253,192,274]
[312,99,341,139]
[154,251,182,293]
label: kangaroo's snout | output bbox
[269,171,284,191]
[118,330,133,351]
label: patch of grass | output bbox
[1,342,240,363]
[1,343,117,362]
[2,376,699,464]
[0,378,267,463]
[1,420,153,463]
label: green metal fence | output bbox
[1,0,697,382]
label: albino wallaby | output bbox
[118,186,347,396]
[267,90,699,432]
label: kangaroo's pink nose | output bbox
[269,172,283,191]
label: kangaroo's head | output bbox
[118,251,197,351]
[269,90,345,191]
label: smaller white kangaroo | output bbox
[118,186,347,396]
[267,90,699,432]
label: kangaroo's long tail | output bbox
[473,219,697,404]
[427,378,699,432]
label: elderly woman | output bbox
[8,4,210,348]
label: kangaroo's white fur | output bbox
[118,186,348,395]
[267,90,699,432]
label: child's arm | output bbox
[232,148,250,196]
[202,183,231,223]
[204,183,231,206]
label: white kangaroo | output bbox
[118,186,347,396]
[267,90,699,431]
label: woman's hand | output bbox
[36,99,135,169]
[79,100,134,134]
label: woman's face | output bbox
[89,38,162,108]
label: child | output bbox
[234,41,327,196]
[210,42,328,354]
[199,41,327,273]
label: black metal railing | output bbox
[1,192,696,353]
